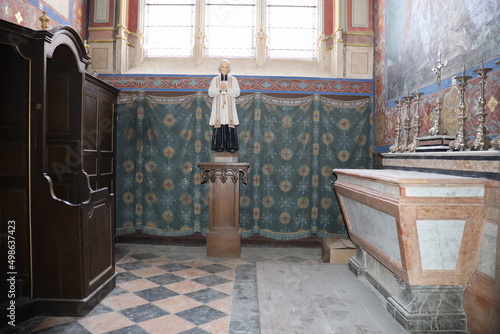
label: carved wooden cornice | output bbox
[198,162,250,184]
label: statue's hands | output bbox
[220,82,228,91]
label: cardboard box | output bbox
[321,237,356,263]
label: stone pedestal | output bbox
[349,249,468,333]
[198,154,249,258]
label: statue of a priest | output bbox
[208,59,241,153]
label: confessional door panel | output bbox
[0,44,31,298]
[83,76,118,194]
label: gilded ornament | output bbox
[298,133,310,144]
[124,128,135,139]
[135,172,144,183]
[122,192,134,204]
[162,179,174,190]
[253,142,261,153]
[312,143,320,155]
[280,148,293,160]
[136,140,143,151]
[83,40,90,54]
[321,198,332,209]
[280,181,292,192]
[194,173,203,185]
[163,147,175,158]
[263,132,275,143]
[240,196,251,207]
[253,175,261,186]
[262,164,274,175]
[253,208,260,219]
[262,196,274,208]
[282,116,293,127]
[321,166,333,177]
[338,150,350,161]
[15,11,23,24]
[339,118,350,130]
[204,130,212,142]
[180,161,193,173]
[298,197,310,209]
[145,193,157,204]
[181,129,192,140]
[322,133,333,145]
[356,134,367,145]
[240,131,251,142]
[279,212,291,224]
[311,175,319,187]
[162,211,174,222]
[123,160,135,172]
[254,109,262,120]
[164,115,176,126]
[487,95,498,113]
[137,108,145,119]
[180,194,192,205]
[145,160,157,172]
[298,165,310,176]
[194,140,202,152]
[39,11,49,29]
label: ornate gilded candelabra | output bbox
[407,92,424,152]
[490,60,500,150]
[468,60,493,150]
[449,66,472,151]
[390,100,405,153]
[400,94,415,152]
[428,49,448,136]
[389,100,403,153]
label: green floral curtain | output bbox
[116,92,372,240]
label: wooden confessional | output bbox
[0,19,118,321]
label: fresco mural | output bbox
[386,0,500,101]
[0,0,86,38]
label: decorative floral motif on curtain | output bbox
[116,92,372,240]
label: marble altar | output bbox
[333,168,488,333]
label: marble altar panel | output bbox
[405,186,484,197]
[381,151,500,181]
[416,220,466,271]
[342,196,401,264]
[477,221,498,278]
[338,175,400,196]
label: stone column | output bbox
[198,156,249,258]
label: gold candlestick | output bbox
[390,100,405,153]
[449,66,472,151]
[407,92,424,152]
[468,60,493,150]
[428,49,448,136]
[490,60,500,150]
[400,94,415,152]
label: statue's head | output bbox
[218,59,231,74]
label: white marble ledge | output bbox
[382,150,500,158]
[333,169,487,186]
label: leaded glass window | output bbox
[144,0,196,57]
[206,0,256,58]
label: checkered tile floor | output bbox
[10,244,322,334]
